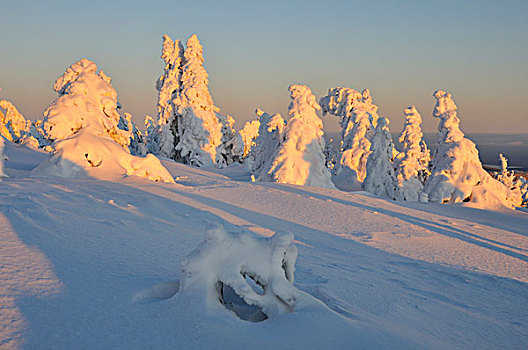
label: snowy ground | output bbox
[1,143,527,349]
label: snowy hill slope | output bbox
[1,142,527,349]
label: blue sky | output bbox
[1,0,527,133]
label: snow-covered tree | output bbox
[118,112,147,156]
[144,115,161,155]
[394,106,430,201]
[240,119,261,159]
[232,119,260,162]
[248,108,285,177]
[0,136,7,179]
[421,90,520,208]
[258,85,334,188]
[217,113,238,165]
[363,117,400,199]
[320,87,379,187]
[516,176,528,207]
[323,138,338,172]
[173,34,227,167]
[37,58,173,182]
[495,154,515,189]
[155,34,230,167]
[156,35,184,158]
[0,100,27,142]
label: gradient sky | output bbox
[1,0,527,134]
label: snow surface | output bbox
[1,141,527,349]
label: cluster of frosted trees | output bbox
[1,34,526,208]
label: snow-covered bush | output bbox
[320,87,379,187]
[0,99,28,142]
[258,85,334,188]
[516,176,528,207]
[179,224,299,322]
[394,106,430,201]
[248,108,285,177]
[421,90,519,209]
[495,154,526,207]
[37,58,174,183]
[363,117,400,199]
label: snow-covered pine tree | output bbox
[394,106,430,201]
[217,113,237,165]
[258,85,334,188]
[248,108,285,177]
[157,35,184,158]
[0,136,6,179]
[118,112,147,156]
[21,120,51,150]
[495,154,515,189]
[320,87,379,188]
[0,99,27,142]
[421,90,520,208]
[174,34,227,167]
[232,119,260,163]
[38,58,173,182]
[144,115,161,155]
[494,154,524,205]
[363,117,400,199]
[323,138,338,172]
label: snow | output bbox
[258,85,334,188]
[422,91,519,209]
[1,141,528,349]
[38,58,174,183]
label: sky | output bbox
[0,0,527,134]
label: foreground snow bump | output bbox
[179,225,299,322]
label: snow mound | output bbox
[36,58,173,183]
[422,90,518,209]
[179,225,299,322]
